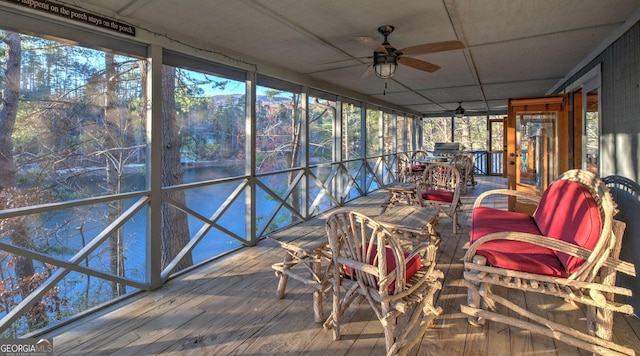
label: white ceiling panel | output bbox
[48,0,640,115]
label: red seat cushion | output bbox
[533,180,603,273]
[410,164,426,172]
[344,243,422,294]
[471,207,540,241]
[471,207,567,277]
[421,190,453,203]
[473,239,568,277]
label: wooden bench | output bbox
[462,169,636,355]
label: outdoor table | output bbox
[375,205,441,247]
[413,156,450,165]
[381,182,417,212]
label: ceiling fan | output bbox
[355,25,464,79]
[454,101,465,117]
[450,101,485,117]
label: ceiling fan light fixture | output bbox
[455,101,465,117]
[373,52,398,79]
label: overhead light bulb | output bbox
[373,52,398,79]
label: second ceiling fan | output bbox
[356,25,464,79]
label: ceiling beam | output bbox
[443,0,489,112]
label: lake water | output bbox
[39,164,312,284]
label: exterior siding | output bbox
[557,21,640,313]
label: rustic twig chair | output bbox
[416,163,462,234]
[323,211,443,356]
[450,154,475,193]
[462,169,636,355]
[411,149,429,162]
[394,152,413,183]
[399,150,428,183]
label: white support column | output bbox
[378,108,385,185]
[360,102,367,193]
[392,112,398,155]
[335,97,344,203]
[301,87,309,218]
[147,43,163,290]
[245,71,257,245]
[415,117,424,150]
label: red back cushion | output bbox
[344,243,421,294]
[533,180,603,273]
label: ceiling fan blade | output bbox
[398,57,441,73]
[354,36,387,53]
[360,65,374,79]
[399,40,464,56]
[316,56,372,65]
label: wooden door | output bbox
[506,94,569,211]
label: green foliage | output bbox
[203,142,220,159]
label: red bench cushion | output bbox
[533,180,603,274]
[421,190,454,203]
[471,207,567,277]
[345,243,422,294]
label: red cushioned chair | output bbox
[396,150,429,183]
[416,163,462,234]
[462,169,636,355]
[324,211,442,356]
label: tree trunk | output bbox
[0,32,20,190]
[104,52,126,297]
[288,95,302,213]
[0,32,48,329]
[161,66,193,271]
[459,117,472,150]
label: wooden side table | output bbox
[375,205,442,248]
[270,228,331,323]
[381,182,417,212]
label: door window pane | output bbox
[516,113,557,189]
[585,88,599,174]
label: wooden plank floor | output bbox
[43,175,640,355]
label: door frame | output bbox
[506,94,569,210]
[563,65,601,175]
